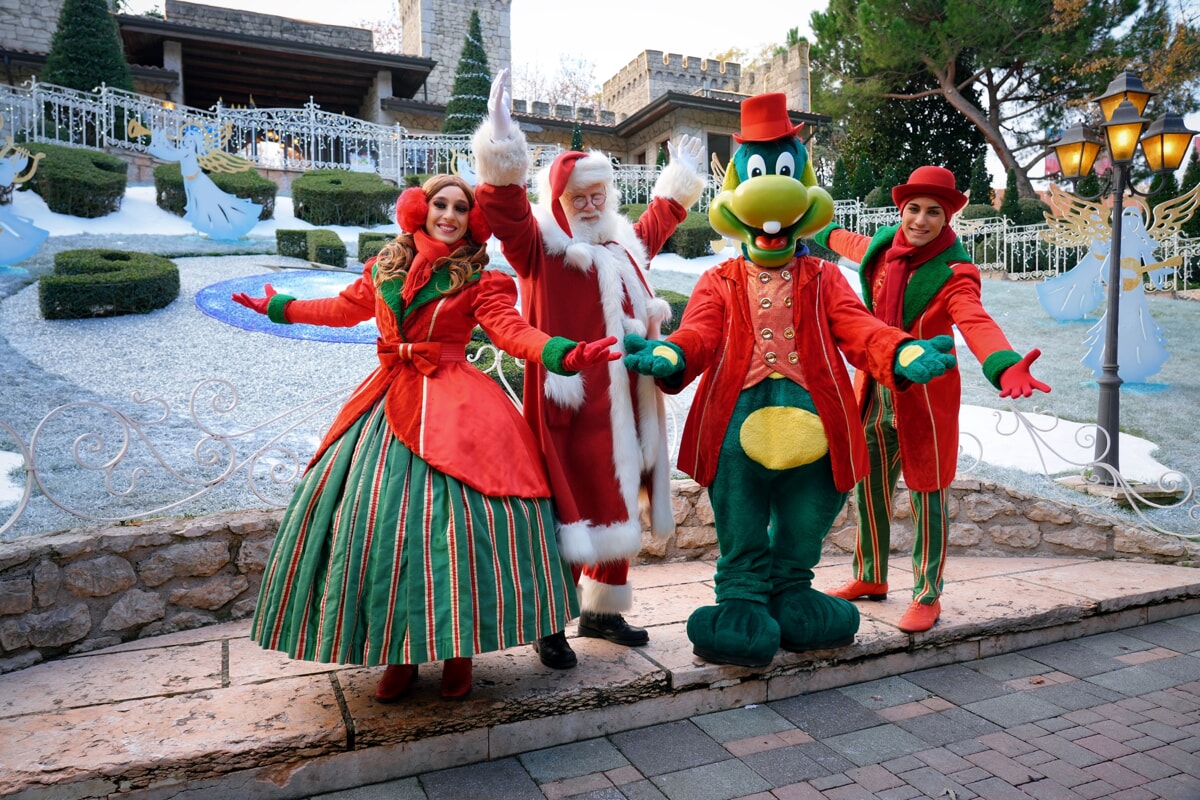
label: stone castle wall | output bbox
[399,0,511,108]
[1,0,59,55]
[602,51,743,119]
[163,0,373,50]
[2,478,1194,674]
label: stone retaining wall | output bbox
[1,478,1195,673]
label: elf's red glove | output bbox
[561,335,620,371]
[999,348,1051,398]
[231,284,277,316]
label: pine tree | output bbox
[850,158,876,203]
[999,168,1020,222]
[442,10,492,134]
[570,121,583,151]
[656,143,668,169]
[968,154,992,206]
[831,157,853,201]
[43,0,134,93]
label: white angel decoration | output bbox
[134,119,263,241]
[1040,182,1200,382]
[0,117,49,266]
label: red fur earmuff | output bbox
[395,186,428,234]
[394,184,493,243]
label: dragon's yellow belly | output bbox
[738,406,828,470]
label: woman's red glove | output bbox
[561,335,620,371]
[231,284,277,316]
[999,348,1052,398]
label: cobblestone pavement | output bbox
[308,616,1200,800]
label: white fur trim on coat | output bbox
[471,120,529,187]
[557,519,598,565]
[544,371,586,410]
[652,160,706,209]
[578,575,633,615]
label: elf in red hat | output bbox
[623,93,958,668]
[814,166,1050,633]
[471,69,707,669]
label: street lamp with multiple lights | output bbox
[1050,71,1196,484]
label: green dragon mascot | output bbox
[624,93,957,667]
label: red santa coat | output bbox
[664,254,911,490]
[823,225,1020,491]
[473,181,684,565]
[287,262,556,499]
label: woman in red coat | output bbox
[816,166,1050,633]
[233,175,616,701]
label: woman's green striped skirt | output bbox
[251,400,579,665]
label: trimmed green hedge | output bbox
[39,249,179,319]
[153,162,277,220]
[291,169,400,226]
[657,289,689,336]
[358,232,395,262]
[23,142,127,218]
[273,228,348,267]
[620,204,717,259]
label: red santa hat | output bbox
[543,150,615,236]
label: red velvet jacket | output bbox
[663,254,911,491]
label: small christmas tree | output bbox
[570,121,583,151]
[43,0,134,93]
[999,168,1020,222]
[442,10,491,134]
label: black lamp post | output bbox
[1051,71,1196,483]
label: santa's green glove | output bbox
[623,333,685,378]
[894,334,956,384]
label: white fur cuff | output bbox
[578,575,633,614]
[557,520,597,565]
[544,372,585,409]
[652,161,706,209]
[471,121,530,187]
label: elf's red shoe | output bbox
[825,579,888,601]
[440,657,473,700]
[374,664,418,703]
[898,599,941,633]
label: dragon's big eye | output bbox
[746,154,766,178]
[775,152,795,177]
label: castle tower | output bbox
[399,0,512,108]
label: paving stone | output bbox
[420,758,542,800]
[1084,759,1153,790]
[518,737,630,783]
[1027,680,1125,712]
[1126,621,1200,654]
[966,651,1053,681]
[913,746,974,773]
[1074,630,1160,658]
[961,776,1038,798]
[737,745,833,787]
[904,663,1010,704]
[771,782,829,800]
[649,759,770,800]
[895,765,976,799]
[1016,778,1085,799]
[893,706,1001,747]
[822,723,930,768]
[1073,779,1120,799]
[963,690,1068,727]
[311,777,426,800]
[1035,757,1095,788]
[690,704,795,743]
[1143,743,1200,778]
[1028,733,1108,768]
[1088,665,1187,696]
[619,779,669,800]
[609,720,728,778]
[1020,641,1128,679]
[844,763,905,792]
[769,688,888,738]
[837,676,931,710]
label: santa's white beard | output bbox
[568,207,620,244]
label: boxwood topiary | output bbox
[153,162,277,220]
[22,142,127,218]
[39,249,179,319]
[358,232,395,262]
[308,229,348,267]
[275,229,310,259]
[291,169,401,227]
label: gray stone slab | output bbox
[419,758,541,800]
[904,663,1010,705]
[894,707,1002,747]
[517,737,630,783]
[964,652,1053,681]
[1140,654,1200,683]
[769,688,889,738]
[621,779,669,800]
[1072,629,1160,658]
[609,720,729,778]
[1025,681,1124,711]
[822,723,930,767]
[1087,665,1189,696]
[311,777,425,800]
[737,744,833,786]
[962,692,1069,728]
[650,759,770,800]
[1018,640,1128,678]
[689,704,796,743]
[838,676,933,710]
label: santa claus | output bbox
[472,68,706,669]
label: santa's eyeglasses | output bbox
[569,191,607,210]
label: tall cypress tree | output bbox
[968,153,993,206]
[999,169,1020,222]
[850,158,876,203]
[1180,149,1200,239]
[442,9,491,134]
[43,0,134,93]
[830,157,853,201]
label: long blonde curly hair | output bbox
[373,174,490,290]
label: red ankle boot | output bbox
[374,664,418,703]
[440,657,473,700]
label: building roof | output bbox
[116,13,434,114]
